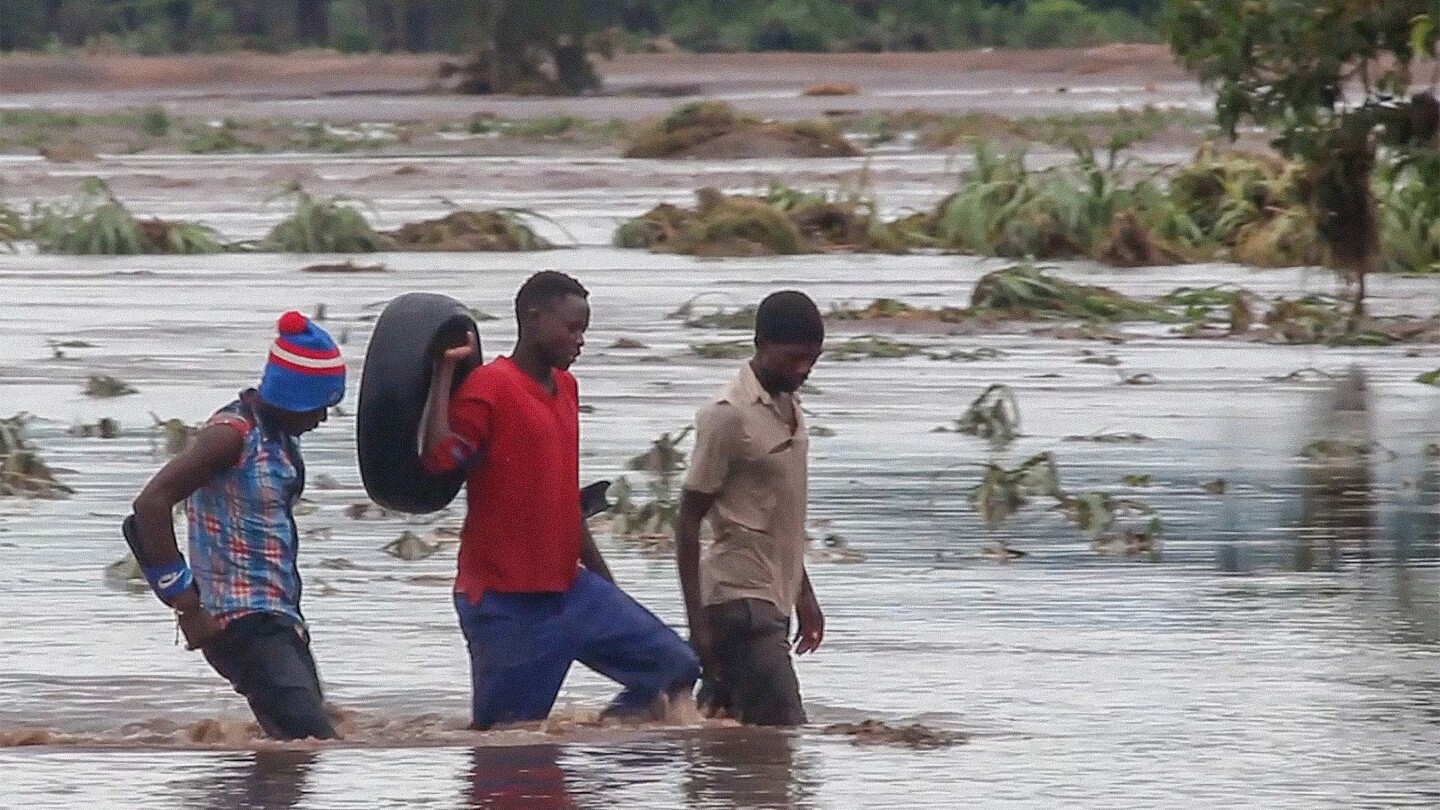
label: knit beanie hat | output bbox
[258,311,346,413]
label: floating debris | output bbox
[610,338,648,350]
[84,374,138,398]
[311,473,342,490]
[1201,478,1227,494]
[1118,371,1160,385]
[969,262,1173,322]
[1418,369,1440,386]
[1,414,74,498]
[627,427,692,475]
[1266,367,1337,382]
[1063,431,1151,443]
[1122,474,1152,487]
[807,534,867,563]
[69,418,120,439]
[979,540,1028,562]
[948,384,1020,444]
[691,341,752,360]
[103,553,146,592]
[149,413,197,457]
[930,347,1007,362]
[1078,352,1123,366]
[382,531,443,561]
[1057,491,1162,556]
[808,425,837,438]
[345,502,396,520]
[316,557,364,570]
[802,82,859,97]
[827,336,925,361]
[299,260,388,273]
[971,452,1061,528]
[828,298,967,324]
[822,719,967,750]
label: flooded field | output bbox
[1,142,1439,809]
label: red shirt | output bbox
[423,356,581,600]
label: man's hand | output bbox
[172,589,223,651]
[439,332,478,367]
[689,621,719,671]
[794,593,824,655]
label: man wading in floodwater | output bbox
[675,290,826,726]
[422,271,700,729]
[128,312,345,740]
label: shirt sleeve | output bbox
[422,391,492,474]
[684,403,742,494]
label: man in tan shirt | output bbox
[675,290,825,726]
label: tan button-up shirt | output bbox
[684,362,809,616]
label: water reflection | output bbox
[189,749,316,810]
[1294,367,1376,571]
[682,729,815,810]
[467,744,576,809]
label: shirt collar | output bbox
[721,362,802,419]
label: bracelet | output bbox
[142,558,194,604]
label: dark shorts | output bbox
[202,611,337,740]
[699,598,806,727]
[454,568,701,730]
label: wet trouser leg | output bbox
[701,598,806,727]
[203,612,337,740]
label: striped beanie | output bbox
[258,311,346,413]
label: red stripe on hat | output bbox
[275,337,341,361]
[268,352,346,376]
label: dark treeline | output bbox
[0,1,1163,55]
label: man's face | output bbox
[524,294,591,371]
[274,406,328,436]
[752,340,823,394]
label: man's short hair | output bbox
[515,271,588,320]
[755,290,824,346]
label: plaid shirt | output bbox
[185,391,306,628]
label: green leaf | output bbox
[1417,368,1440,386]
[1411,14,1433,59]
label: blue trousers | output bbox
[454,568,701,729]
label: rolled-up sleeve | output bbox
[422,393,492,474]
[684,403,741,494]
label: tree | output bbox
[440,0,621,95]
[1168,1,1440,324]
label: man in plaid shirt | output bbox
[129,311,345,740]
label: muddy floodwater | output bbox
[1,148,1440,810]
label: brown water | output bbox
[2,151,1440,808]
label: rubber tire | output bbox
[357,292,483,514]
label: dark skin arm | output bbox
[676,488,721,668]
[580,519,614,583]
[794,567,824,655]
[131,424,244,650]
[421,334,478,458]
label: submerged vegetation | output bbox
[624,101,860,160]
[614,138,1440,277]
[616,184,914,256]
[0,414,72,498]
[262,183,390,253]
[388,209,558,252]
[4,179,564,256]
[29,178,223,255]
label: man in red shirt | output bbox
[422,270,700,729]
